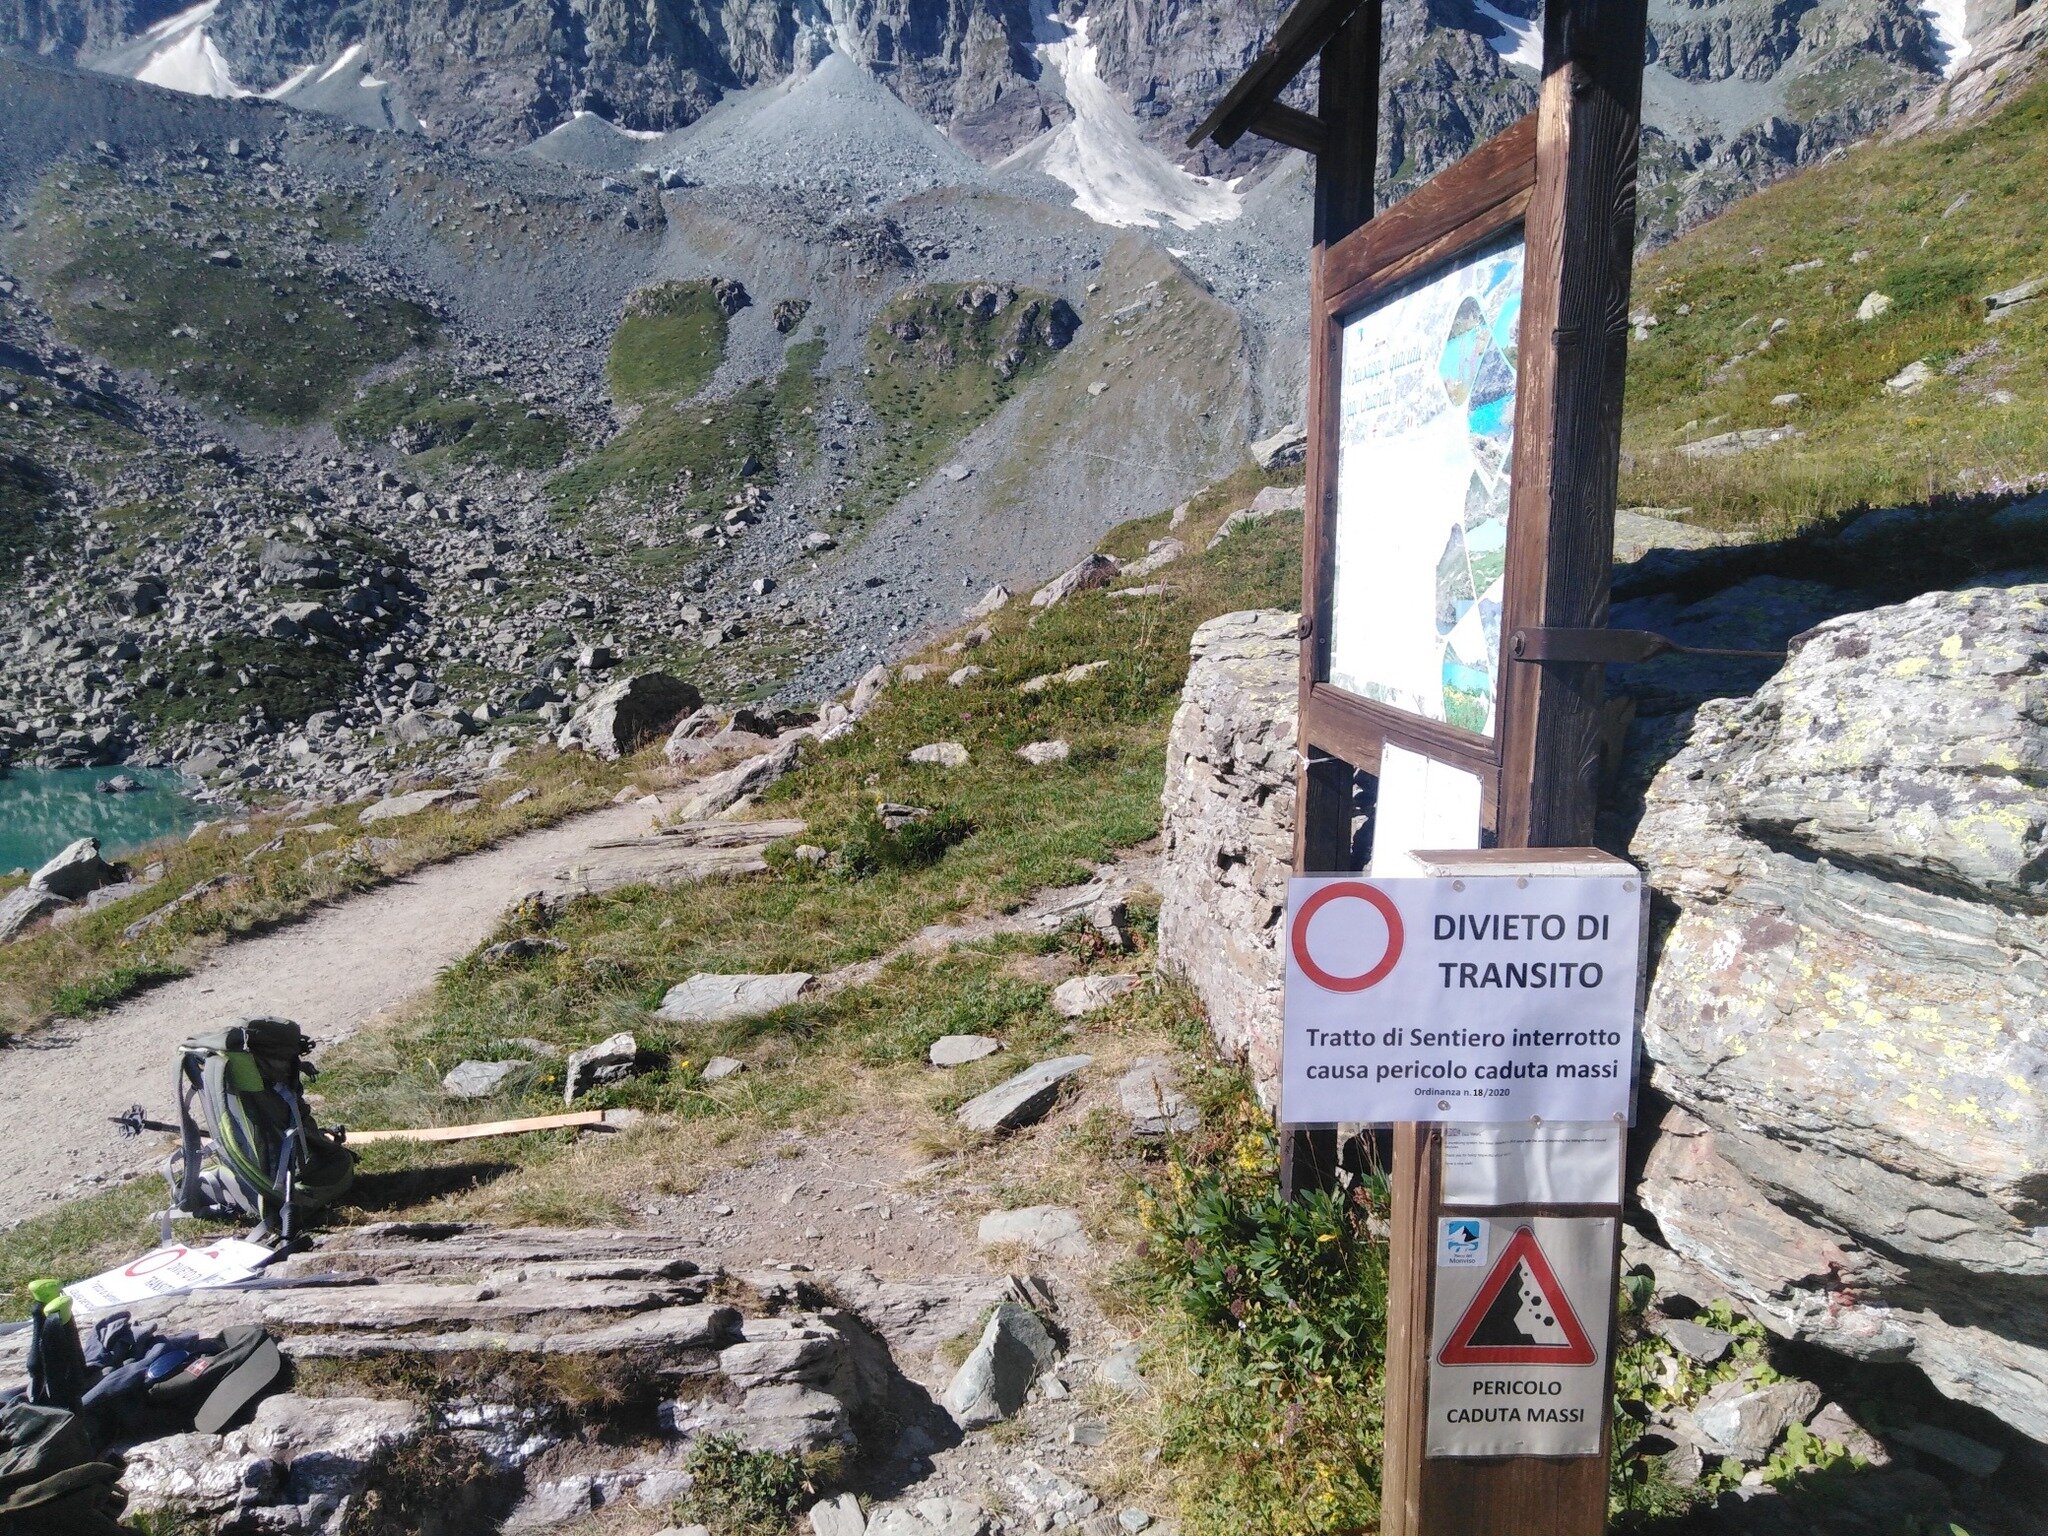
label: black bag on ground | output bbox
[165,1017,355,1240]
[0,1402,126,1536]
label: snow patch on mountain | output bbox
[1006,16,1242,231]
[1921,0,1972,78]
[1471,0,1542,73]
[545,110,666,143]
[116,0,247,99]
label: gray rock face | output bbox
[1632,583,2048,1445]
[564,1030,640,1103]
[671,736,802,820]
[1689,1379,1821,1463]
[560,672,702,759]
[977,1204,1092,1259]
[954,1054,1091,1132]
[1030,553,1121,610]
[945,1301,1058,1428]
[812,1493,868,1536]
[359,786,472,824]
[1157,610,1297,1104]
[1653,1318,1736,1364]
[258,536,340,588]
[30,835,124,900]
[121,1393,428,1530]
[442,1059,529,1098]
[657,971,815,1023]
[865,1495,991,1536]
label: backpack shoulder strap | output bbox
[162,1050,209,1245]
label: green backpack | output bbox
[165,1018,355,1241]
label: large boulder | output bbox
[259,537,340,589]
[559,672,702,759]
[1632,582,2048,1446]
[1157,610,1298,1104]
[30,836,125,900]
[1029,553,1120,610]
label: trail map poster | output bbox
[1326,231,1524,737]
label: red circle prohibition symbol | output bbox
[1292,881,1406,992]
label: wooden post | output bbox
[1381,3,1648,1533]
[1283,0,1380,1204]
[1496,0,1652,850]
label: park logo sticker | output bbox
[1436,1225,1595,1367]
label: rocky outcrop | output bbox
[1157,609,1297,1104]
[558,672,702,759]
[37,1224,992,1534]
[1631,582,2048,1445]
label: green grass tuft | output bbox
[551,337,823,517]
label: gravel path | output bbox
[1,799,676,1223]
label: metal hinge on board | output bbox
[1508,628,1787,665]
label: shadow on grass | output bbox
[345,1159,521,1213]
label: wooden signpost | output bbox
[1193,2,1651,1532]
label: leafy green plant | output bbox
[676,1434,814,1536]
[837,806,974,876]
[1140,1107,1389,1535]
[1154,1174,1387,1376]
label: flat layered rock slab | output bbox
[657,971,817,1023]
[545,839,773,898]
[956,1055,1092,1132]
[291,1222,708,1278]
[283,1304,745,1359]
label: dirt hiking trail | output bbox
[0,797,757,1223]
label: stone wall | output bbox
[1157,609,1298,1105]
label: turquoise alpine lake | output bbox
[0,766,205,874]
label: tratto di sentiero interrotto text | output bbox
[1281,873,1645,1125]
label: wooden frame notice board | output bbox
[1301,113,1538,838]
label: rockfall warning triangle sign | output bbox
[1436,1225,1596,1366]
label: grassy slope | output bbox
[550,278,820,517]
[608,281,730,405]
[847,283,1070,526]
[1622,72,2048,534]
[8,163,433,426]
[335,366,574,473]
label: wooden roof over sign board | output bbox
[1185,0,1370,156]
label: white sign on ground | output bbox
[1281,873,1642,1125]
[1442,1122,1625,1208]
[1428,1216,1615,1457]
[66,1239,275,1311]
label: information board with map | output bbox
[1325,231,1524,737]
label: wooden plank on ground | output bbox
[346,1110,616,1144]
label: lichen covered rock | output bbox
[1632,582,2048,1444]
